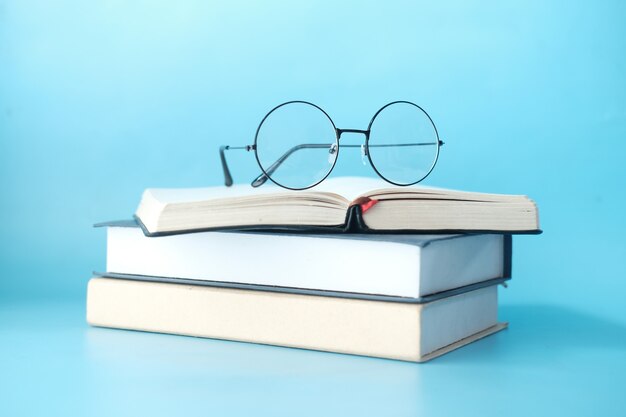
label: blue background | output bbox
[1,1,625,416]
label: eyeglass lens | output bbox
[255,102,338,190]
[368,102,439,186]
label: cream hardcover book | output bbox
[87,278,506,363]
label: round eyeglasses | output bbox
[219,101,444,190]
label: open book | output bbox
[134,177,540,236]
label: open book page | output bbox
[360,186,531,203]
[311,176,394,201]
[144,183,350,208]
[141,177,531,212]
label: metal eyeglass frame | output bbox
[219,100,444,190]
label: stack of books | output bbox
[88,177,540,362]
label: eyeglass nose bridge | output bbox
[336,128,369,139]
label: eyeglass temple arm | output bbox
[219,145,255,187]
[251,143,333,188]
[221,140,445,188]
[250,140,444,188]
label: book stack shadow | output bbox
[88,178,540,362]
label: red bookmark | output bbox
[359,198,379,214]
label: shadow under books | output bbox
[431,303,626,365]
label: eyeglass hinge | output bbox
[223,145,256,151]
[439,140,445,146]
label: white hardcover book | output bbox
[104,225,510,298]
[87,277,506,363]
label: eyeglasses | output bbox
[219,101,444,190]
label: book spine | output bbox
[503,235,513,278]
